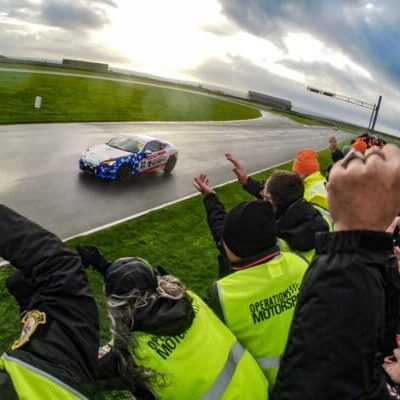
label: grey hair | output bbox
[106,274,188,387]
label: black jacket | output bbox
[382,255,400,360]
[203,193,232,278]
[243,177,329,250]
[272,230,393,400]
[276,198,329,252]
[243,177,264,199]
[0,205,100,399]
[331,148,344,163]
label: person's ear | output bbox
[222,241,242,263]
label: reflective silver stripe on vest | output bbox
[2,353,89,400]
[200,341,245,400]
[257,355,281,369]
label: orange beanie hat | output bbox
[352,140,367,154]
[292,149,320,177]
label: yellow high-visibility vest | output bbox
[278,239,315,263]
[312,204,334,231]
[303,171,328,210]
[216,253,308,387]
[0,353,87,400]
[133,291,269,399]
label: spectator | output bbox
[292,149,329,210]
[0,205,100,399]
[207,160,331,262]
[192,178,308,387]
[265,171,331,261]
[77,247,269,399]
[328,135,344,162]
[352,138,368,154]
[272,145,400,400]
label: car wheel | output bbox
[117,164,132,181]
[164,156,177,174]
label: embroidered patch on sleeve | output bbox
[12,310,47,350]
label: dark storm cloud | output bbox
[218,0,400,86]
[0,0,117,31]
[41,1,109,30]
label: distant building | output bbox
[62,59,109,73]
[248,91,292,111]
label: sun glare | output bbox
[102,0,224,74]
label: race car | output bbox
[79,134,178,181]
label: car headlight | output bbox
[101,160,117,167]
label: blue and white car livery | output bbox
[79,134,178,180]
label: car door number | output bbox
[139,159,152,170]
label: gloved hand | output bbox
[76,245,111,275]
[155,265,169,276]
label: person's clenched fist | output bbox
[327,145,400,232]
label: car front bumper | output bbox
[79,159,118,180]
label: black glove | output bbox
[155,265,169,276]
[76,245,111,275]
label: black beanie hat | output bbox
[223,200,277,258]
[104,257,195,336]
[104,257,158,297]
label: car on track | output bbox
[79,134,178,180]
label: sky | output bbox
[1,0,399,134]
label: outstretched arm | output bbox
[0,205,99,383]
[0,205,89,301]
[193,174,226,247]
[225,153,264,199]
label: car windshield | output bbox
[107,136,144,153]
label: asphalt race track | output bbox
[0,112,350,239]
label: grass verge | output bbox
[0,70,260,123]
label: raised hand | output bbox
[383,348,400,385]
[225,153,249,185]
[192,174,215,196]
[327,145,400,231]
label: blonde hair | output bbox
[107,275,188,387]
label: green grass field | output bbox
[0,70,260,123]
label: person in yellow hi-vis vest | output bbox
[292,149,329,210]
[0,204,100,400]
[223,155,332,264]
[194,194,308,389]
[77,247,269,400]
